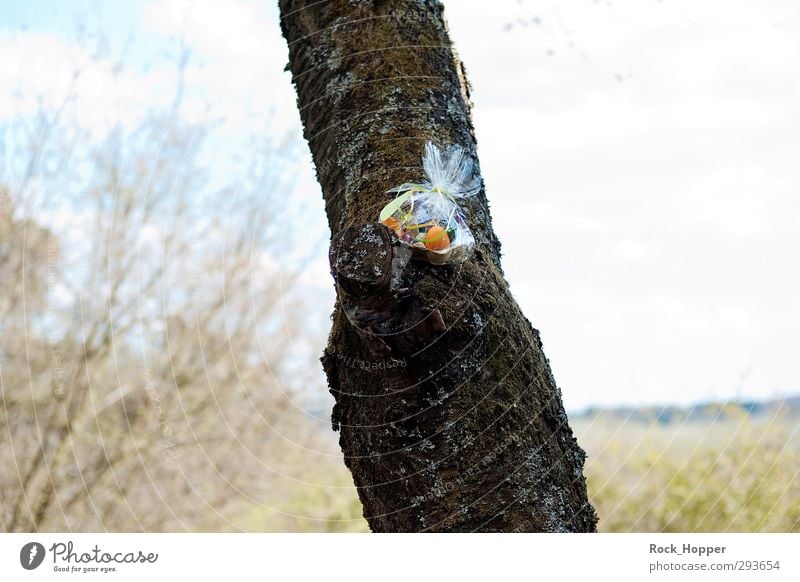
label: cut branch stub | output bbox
[330,222,395,299]
[330,222,445,356]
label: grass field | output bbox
[266,404,800,532]
[574,407,800,532]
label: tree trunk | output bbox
[279,0,597,532]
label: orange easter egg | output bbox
[424,225,450,251]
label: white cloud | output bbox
[717,305,759,334]
[0,31,176,137]
[141,0,297,133]
[0,0,301,140]
[145,0,275,60]
[677,167,781,236]
[613,238,652,261]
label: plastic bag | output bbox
[379,141,480,265]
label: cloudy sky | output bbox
[1,0,797,410]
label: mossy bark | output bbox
[280,0,597,532]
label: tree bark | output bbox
[280,0,597,532]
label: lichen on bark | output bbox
[280,0,597,532]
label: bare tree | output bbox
[280,0,597,532]
[0,45,350,532]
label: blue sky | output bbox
[1,0,798,410]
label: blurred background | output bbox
[0,0,797,532]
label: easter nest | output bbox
[405,240,470,265]
[377,141,481,266]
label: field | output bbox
[268,403,800,532]
[574,406,800,532]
